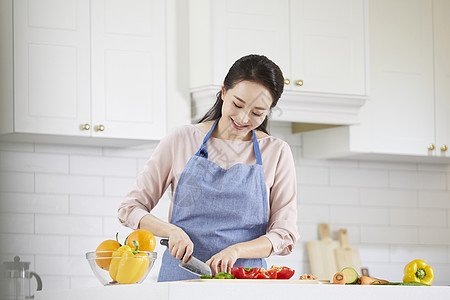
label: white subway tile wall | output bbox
[0,124,449,289]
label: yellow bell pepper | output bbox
[403,259,434,285]
[109,240,149,284]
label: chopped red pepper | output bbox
[230,267,260,279]
[230,266,295,280]
[253,269,277,279]
[275,266,295,279]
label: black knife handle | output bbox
[160,238,169,247]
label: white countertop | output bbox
[35,281,450,300]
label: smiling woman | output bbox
[118,54,299,282]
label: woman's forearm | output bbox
[234,236,273,259]
[138,214,178,237]
[139,214,196,263]
[206,236,273,274]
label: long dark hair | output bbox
[197,54,285,134]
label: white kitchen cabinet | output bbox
[302,0,450,162]
[433,0,450,156]
[2,0,167,144]
[13,0,91,137]
[190,0,290,89]
[288,0,366,96]
[189,0,368,125]
[90,0,166,140]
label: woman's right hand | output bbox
[167,227,194,263]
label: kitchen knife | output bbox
[160,238,212,276]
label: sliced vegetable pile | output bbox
[200,272,235,279]
[201,266,295,280]
[231,267,260,279]
[270,266,296,279]
[299,274,317,280]
[332,259,434,286]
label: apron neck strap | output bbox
[195,119,220,158]
[252,130,263,165]
[196,118,263,165]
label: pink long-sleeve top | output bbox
[118,124,299,256]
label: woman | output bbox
[118,54,299,282]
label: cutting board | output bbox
[306,223,339,281]
[334,229,362,275]
[183,279,329,284]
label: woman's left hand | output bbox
[206,245,239,275]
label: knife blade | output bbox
[160,238,212,276]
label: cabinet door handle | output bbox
[427,144,435,151]
[95,124,105,132]
[441,145,448,152]
[284,78,290,85]
[80,124,90,131]
[295,79,304,86]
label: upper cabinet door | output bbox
[210,0,291,86]
[289,0,366,95]
[433,0,450,156]
[90,0,167,140]
[189,0,290,88]
[13,0,91,136]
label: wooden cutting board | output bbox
[306,223,339,281]
[334,229,362,275]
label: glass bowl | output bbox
[86,251,157,286]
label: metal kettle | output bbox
[0,256,42,300]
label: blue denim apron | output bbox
[157,119,269,282]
